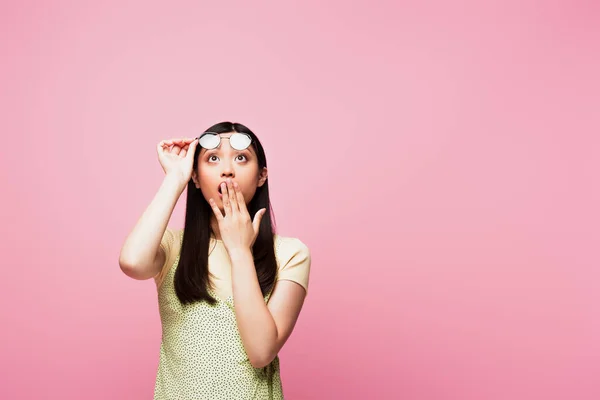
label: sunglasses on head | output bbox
[197,132,253,151]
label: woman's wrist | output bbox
[227,247,253,263]
[163,173,188,193]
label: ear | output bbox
[191,170,200,189]
[257,167,268,187]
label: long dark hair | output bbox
[174,122,278,305]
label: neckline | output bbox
[209,234,223,243]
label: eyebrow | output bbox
[203,148,254,156]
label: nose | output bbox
[220,161,235,178]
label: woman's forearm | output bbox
[119,174,186,270]
[229,248,279,368]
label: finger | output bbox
[208,198,224,222]
[180,148,187,158]
[185,139,198,160]
[172,145,182,155]
[175,138,188,146]
[252,208,266,233]
[167,139,181,149]
[221,182,232,216]
[233,181,248,215]
[226,179,239,213]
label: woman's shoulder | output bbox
[273,234,311,265]
[273,234,311,293]
[274,233,309,251]
[167,226,184,237]
[160,226,184,256]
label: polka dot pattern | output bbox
[153,239,284,399]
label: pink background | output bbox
[1,1,599,399]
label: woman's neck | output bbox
[210,216,222,240]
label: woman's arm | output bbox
[229,249,307,369]
[118,174,186,279]
[209,178,309,368]
[119,137,197,279]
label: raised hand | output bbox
[208,178,266,254]
[156,137,198,185]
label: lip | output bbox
[217,181,226,199]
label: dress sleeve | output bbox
[154,227,176,285]
[276,236,311,295]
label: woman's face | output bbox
[192,132,267,211]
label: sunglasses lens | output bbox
[230,133,251,150]
[199,133,219,149]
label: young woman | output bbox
[119,122,311,399]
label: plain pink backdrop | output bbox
[1,1,599,399]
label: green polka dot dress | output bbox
[153,229,311,400]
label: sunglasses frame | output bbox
[197,132,253,151]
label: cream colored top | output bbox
[151,227,311,399]
[154,227,310,298]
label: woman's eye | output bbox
[207,154,246,162]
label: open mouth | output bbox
[217,182,226,195]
